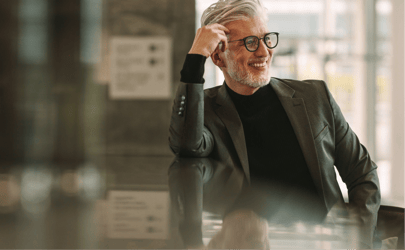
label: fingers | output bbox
[210,23,230,34]
[214,32,228,53]
[214,24,229,52]
[190,23,230,57]
[220,35,228,52]
[213,25,230,52]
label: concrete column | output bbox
[353,0,366,143]
[390,0,404,204]
[50,0,85,165]
[105,0,196,156]
[353,0,377,159]
[364,0,377,159]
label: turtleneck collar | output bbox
[224,82,273,109]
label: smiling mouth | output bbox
[249,61,267,68]
[249,63,266,67]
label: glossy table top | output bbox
[0,156,371,249]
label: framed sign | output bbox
[107,190,170,239]
[109,37,172,99]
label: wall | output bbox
[0,0,196,166]
[104,0,196,157]
[391,0,404,204]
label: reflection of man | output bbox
[169,0,380,248]
[207,209,270,249]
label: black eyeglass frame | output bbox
[227,32,279,52]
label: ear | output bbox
[210,47,226,69]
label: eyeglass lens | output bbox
[245,33,277,51]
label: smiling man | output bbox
[216,16,274,91]
[169,0,380,248]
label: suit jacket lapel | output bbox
[213,78,326,200]
[215,84,251,183]
[270,78,326,202]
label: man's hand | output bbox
[188,24,230,58]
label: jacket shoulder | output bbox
[203,85,222,99]
[274,78,330,99]
[274,78,326,91]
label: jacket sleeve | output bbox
[323,81,381,248]
[168,81,214,157]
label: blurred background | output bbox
[0,0,403,248]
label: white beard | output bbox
[225,51,271,88]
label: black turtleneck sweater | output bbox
[224,83,313,190]
[181,54,326,223]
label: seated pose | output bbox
[168,0,380,248]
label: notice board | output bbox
[109,37,172,100]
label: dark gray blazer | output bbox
[169,77,381,247]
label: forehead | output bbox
[226,16,269,40]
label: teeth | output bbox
[250,62,266,67]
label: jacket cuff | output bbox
[180,54,206,84]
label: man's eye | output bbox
[246,39,255,45]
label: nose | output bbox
[254,39,271,57]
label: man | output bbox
[169,0,380,248]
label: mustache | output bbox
[248,58,268,63]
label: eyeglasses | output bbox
[228,32,279,52]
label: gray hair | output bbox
[201,0,268,27]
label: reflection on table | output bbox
[168,157,381,249]
[0,157,402,249]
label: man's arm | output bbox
[168,24,229,157]
[323,81,381,248]
[168,58,213,157]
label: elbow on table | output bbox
[169,139,211,158]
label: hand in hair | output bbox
[188,23,230,58]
